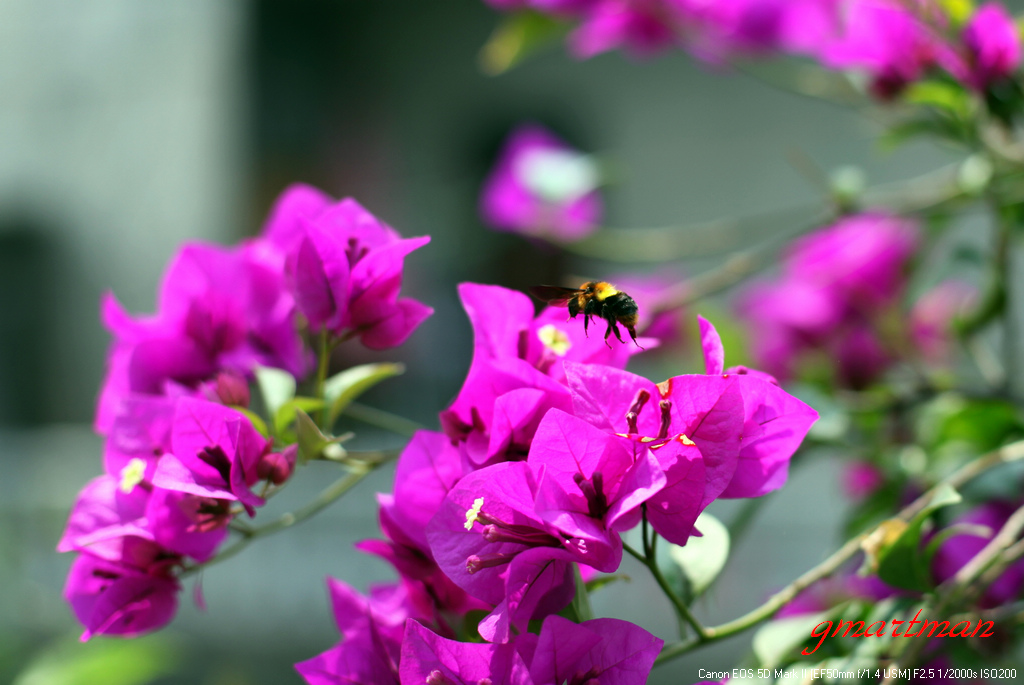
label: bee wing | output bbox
[528,285,581,306]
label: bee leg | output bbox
[611,321,625,344]
[603,320,615,348]
[626,325,643,350]
[583,314,590,337]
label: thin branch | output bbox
[653,438,1024,667]
[342,401,425,438]
[880,502,1024,685]
[180,461,389,578]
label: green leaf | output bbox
[875,484,962,592]
[479,10,569,75]
[667,512,730,596]
[13,636,177,685]
[274,396,326,438]
[923,522,993,570]
[295,409,344,465]
[904,80,970,117]
[753,611,834,669]
[584,573,631,594]
[234,407,271,439]
[937,400,1023,451]
[569,563,594,622]
[324,363,405,427]
[254,366,296,421]
[939,0,974,26]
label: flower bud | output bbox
[215,370,250,408]
[258,445,296,485]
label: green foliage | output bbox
[254,365,296,421]
[12,636,177,685]
[323,362,405,428]
[295,409,346,465]
[873,484,962,592]
[273,396,325,439]
[667,512,730,597]
[479,11,568,75]
[753,610,835,669]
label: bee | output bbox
[529,281,642,348]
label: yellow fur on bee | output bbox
[593,282,619,300]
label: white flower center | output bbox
[515,148,599,203]
[464,497,485,531]
[538,324,572,356]
[119,458,147,493]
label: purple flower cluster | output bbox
[736,212,921,389]
[484,1,1022,99]
[736,211,978,389]
[59,184,432,640]
[298,284,818,682]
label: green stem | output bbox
[627,508,708,640]
[343,401,424,438]
[995,203,1016,394]
[181,462,386,577]
[314,328,332,427]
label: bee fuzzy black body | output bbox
[530,281,642,348]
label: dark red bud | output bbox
[258,445,296,485]
[215,370,251,408]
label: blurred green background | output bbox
[0,1,986,683]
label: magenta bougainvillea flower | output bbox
[841,461,885,501]
[736,212,918,387]
[480,125,603,242]
[818,1,948,98]
[569,0,686,58]
[152,398,274,516]
[64,553,181,641]
[262,185,433,349]
[517,615,663,685]
[932,502,1024,607]
[401,614,662,685]
[697,317,818,498]
[96,240,307,432]
[910,280,977,364]
[529,408,666,536]
[426,462,584,640]
[961,2,1021,90]
[101,396,175,483]
[564,361,740,544]
[57,475,153,563]
[295,579,407,685]
[441,283,645,467]
[400,620,532,684]
[357,431,488,625]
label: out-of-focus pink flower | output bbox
[569,0,687,57]
[962,2,1021,89]
[736,212,919,388]
[932,502,1024,607]
[819,0,948,99]
[842,460,885,501]
[481,125,603,242]
[910,280,977,364]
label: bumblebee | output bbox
[529,281,641,348]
